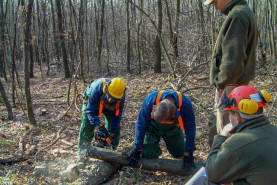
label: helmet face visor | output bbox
[106,89,124,101]
[223,98,238,111]
[222,85,269,114]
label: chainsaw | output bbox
[94,131,113,150]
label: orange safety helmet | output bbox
[223,85,271,114]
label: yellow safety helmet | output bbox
[106,78,126,100]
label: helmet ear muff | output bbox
[259,90,271,103]
[238,99,258,114]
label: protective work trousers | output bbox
[208,89,228,146]
[77,88,120,149]
[208,85,243,146]
[142,119,185,159]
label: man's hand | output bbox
[182,153,196,172]
[98,125,109,135]
[220,123,234,137]
[126,149,142,166]
[98,125,113,144]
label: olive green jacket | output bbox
[209,0,258,90]
[206,115,277,185]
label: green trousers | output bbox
[142,119,185,159]
[77,88,120,149]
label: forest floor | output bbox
[0,63,276,185]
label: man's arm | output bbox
[86,81,104,127]
[181,95,196,154]
[205,124,243,184]
[214,16,249,89]
[133,94,154,150]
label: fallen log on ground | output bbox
[82,162,122,185]
[86,145,204,176]
[0,157,27,165]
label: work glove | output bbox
[126,149,142,166]
[182,153,196,172]
[98,125,109,136]
[98,125,113,144]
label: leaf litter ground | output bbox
[0,65,276,184]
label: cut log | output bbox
[82,162,122,185]
[86,146,204,176]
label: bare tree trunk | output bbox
[110,0,117,49]
[165,0,174,61]
[173,0,180,60]
[35,0,43,79]
[137,0,143,74]
[85,1,90,77]
[94,1,99,60]
[154,0,162,73]
[78,0,85,83]
[104,26,111,75]
[268,0,276,59]
[41,0,49,76]
[198,0,206,62]
[29,45,34,78]
[50,0,60,65]
[67,0,78,106]
[128,1,175,75]
[28,1,35,78]
[10,1,20,108]
[97,0,105,74]
[0,0,8,81]
[55,0,70,78]
[23,0,37,126]
[0,78,13,120]
[126,0,131,73]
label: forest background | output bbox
[0,0,276,184]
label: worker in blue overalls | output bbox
[77,78,126,166]
[127,90,196,171]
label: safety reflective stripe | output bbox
[177,92,185,131]
[98,100,120,117]
[115,102,120,116]
[102,78,106,93]
[151,91,164,119]
[98,78,120,117]
[97,78,106,117]
[156,91,164,105]
[151,91,185,131]
[98,100,104,117]
[159,121,175,124]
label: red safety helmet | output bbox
[223,85,271,114]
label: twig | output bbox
[34,126,67,159]
[18,128,41,157]
[182,85,213,93]
[176,61,210,90]
[41,126,66,150]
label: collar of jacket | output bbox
[230,115,269,134]
[221,0,247,15]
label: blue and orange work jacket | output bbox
[85,78,125,134]
[134,90,196,154]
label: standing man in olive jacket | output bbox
[205,0,258,145]
[192,85,277,185]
